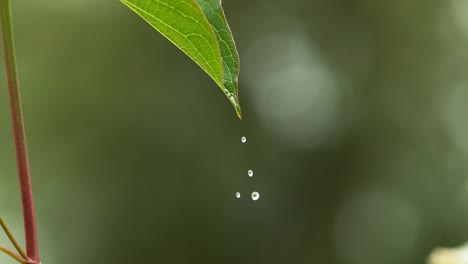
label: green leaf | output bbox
[121,0,242,119]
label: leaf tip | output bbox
[227,93,242,120]
[236,105,243,120]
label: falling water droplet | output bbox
[236,192,241,198]
[248,170,254,177]
[251,192,260,201]
[241,136,247,143]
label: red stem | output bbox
[0,0,39,263]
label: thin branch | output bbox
[0,245,31,264]
[0,217,28,260]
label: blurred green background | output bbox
[1,0,468,263]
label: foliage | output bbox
[121,0,242,118]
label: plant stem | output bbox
[0,1,39,263]
[0,245,29,264]
[0,217,28,260]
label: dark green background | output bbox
[1,0,468,263]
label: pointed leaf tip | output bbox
[237,108,243,120]
[229,92,242,120]
[122,0,242,118]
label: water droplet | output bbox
[241,136,247,143]
[251,192,260,201]
[248,170,254,177]
[236,192,241,198]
